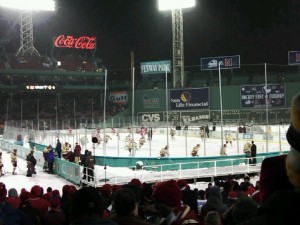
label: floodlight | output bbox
[0,0,55,11]
[158,0,195,11]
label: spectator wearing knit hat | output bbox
[44,198,67,225]
[153,179,200,225]
[0,182,35,225]
[100,184,113,218]
[200,186,228,218]
[29,185,50,216]
[19,191,41,225]
[6,188,20,209]
[177,179,198,215]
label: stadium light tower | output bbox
[0,0,55,56]
[158,0,195,88]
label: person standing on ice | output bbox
[160,145,170,157]
[191,144,200,156]
[170,128,176,140]
[220,144,227,156]
[74,143,81,164]
[11,149,17,175]
[55,139,62,159]
[243,142,251,164]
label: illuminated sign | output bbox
[54,35,96,50]
[26,85,56,90]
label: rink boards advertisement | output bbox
[138,111,210,123]
[169,88,209,111]
[240,84,286,108]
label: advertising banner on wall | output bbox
[140,60,171,75]
[143,95,160,109]
[138,111,210,123]
[240,84,286,108]
[288,51,300,65]
[109,91,128,105]
[169,88,209,111]
[139,112,164,122]
[201,55,240,70]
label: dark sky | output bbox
[1,0,300,71]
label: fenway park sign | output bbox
[54,35,96,50]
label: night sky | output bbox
[1,0,300,72]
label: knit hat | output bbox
[20,191,30,201]
[100,184,112,197]
[30,185,42,197]
[8,188,18,197]
[129,178,142,189]
[52,189,60,198]
[153,180,181,207]
[228,191,237,200]
[177,179,188,190]
[286,93,300,188]
[0,182,7,201]
[209,186,222,200]
[50,198,61,208]
[62,185,71,195]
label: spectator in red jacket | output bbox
[6,188,21,209]
[29,185,50,216]
[74,143,81,164]
[153,180,201,225]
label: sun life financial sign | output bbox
[54,35,96,50]
[140,60,171,75]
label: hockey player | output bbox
[104,134,112,144]
[62,142,69,158]
[96,134,103,145]
[11,149,17,175]
[191,144,200,157]
[160,145,170,157]
[43,145,51,171]
[220,144,227,156]
[170,128,176,140]
[139,135,146,148]
[200,127,205,141]
[125,134,132,143]
[243,142,251,164]
[127,140,137,156]
[225,133,234,146]
[26,149,37,177]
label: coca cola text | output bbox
[54,35,96,50]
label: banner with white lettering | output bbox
[201,55,240,70]
[170,88,210,111]
[140,60,171,75]
[240,84,286,108]
[139,112,164,122]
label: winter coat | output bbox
[74,144,81,157]
[159,205,201,225]
[0,202,35,225]
[239,189,300,225]
[47,150,55,163]
[85,152,94,169]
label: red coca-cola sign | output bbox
[54,35,96,50]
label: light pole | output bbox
[0,0,55,56]
[158,0,195,88]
